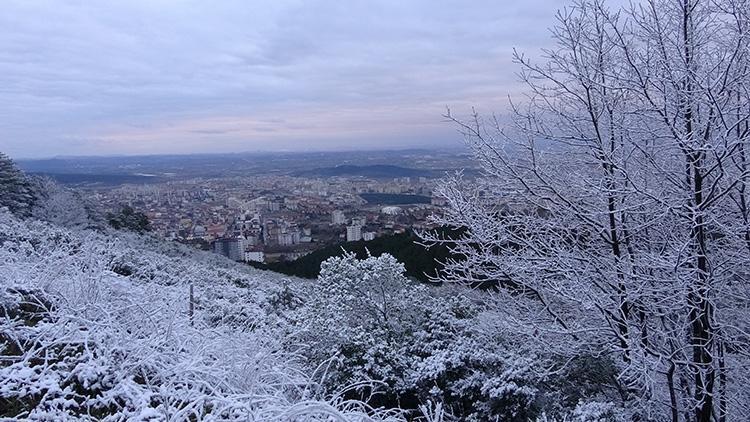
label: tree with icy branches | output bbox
[420,1,750,420]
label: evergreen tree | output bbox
[0,152,35,216]
[106,205,152,233]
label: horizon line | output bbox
[11,145,468,162]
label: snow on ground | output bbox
[0,209,406,421]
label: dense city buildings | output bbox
[86,173,446,264]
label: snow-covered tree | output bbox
[31,177,100,230]
[316,252,417,330]
[421,1,750,420]
[0,152,35,217]
[304,252,596,419]
[106,205,152,233]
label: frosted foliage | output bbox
[0,198,633,419]
[0,210,408,421]
[318,253,413,329]
[30,177,98,230]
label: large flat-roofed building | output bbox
[212,237,245,261]
[346,225,362,242]
[244,250,265,263]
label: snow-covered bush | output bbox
[403,296,541,420]
[301,253,418,404]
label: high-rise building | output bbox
[212,237,245,261]
[346,225,362,242]
[332,210,346,225]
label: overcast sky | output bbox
[1,0,620,158]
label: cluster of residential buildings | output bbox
[89,175,444,264]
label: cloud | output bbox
[0,0,611,158]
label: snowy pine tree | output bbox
[0,152,35,217]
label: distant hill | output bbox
[295,164,435,179]
[28,172,164,186]
[16,150,475,181]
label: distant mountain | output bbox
[295,164,435,178]
[16,151,476,181]
[28,172,164,186]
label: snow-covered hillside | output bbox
[0,209,406,420]
[0,203,633,421]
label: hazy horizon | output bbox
[11,144,469,162]
[0,0,635,159]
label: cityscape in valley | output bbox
[18,149,472,264]
[3,0,750,420]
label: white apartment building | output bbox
[244,251,265,263]
[346,225,362,242]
